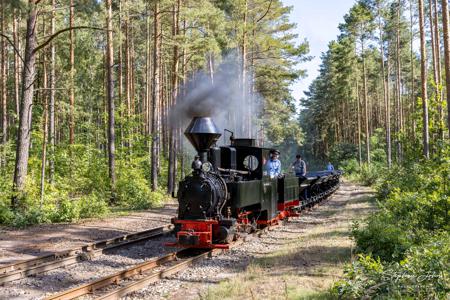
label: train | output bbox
[166,116,342,249]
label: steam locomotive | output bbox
[167,117,342,249]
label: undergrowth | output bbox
[0,144,167,228]
[332,149,450,299]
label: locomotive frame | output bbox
[166,117,342,249]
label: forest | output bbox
[0,0,307,225]
[0,0,449,298]
[299,0,449,298]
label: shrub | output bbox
[330,143,358,164]
[356,163,381,186]
[335,153,450,299]
[116,167,165,209]
[340,158,360,175]
[352,214,412,261]
[78,194,109,218]
[50,199,80,223]
[333,254,385,299]
[334,233,449,299]
[0,203,14,224]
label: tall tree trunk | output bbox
[429,0,438,93]
[13,9,20,118]
[118,0,124,146]
[242,0,248,136]
[40,48,49,207]
[180,20,187,180]
[395,0,403,161]
[105,0,116,198]
[146,3,152,139]
[441,0,450,137]
[362,38,370,165]
[168,0,180,195]
[410,0,416,139]
[356,79,362,166]
[387,51,392,165]
[1,1,7,148]
[69,0,75,144]
[144,3,150,138]
[429,0,439,144]
[151,1,161,191]
[377,2,391,167]
[13,0,38,206]
[49,0,56,183]
[125,1,131,119]
[433,0,444,140]
[418,0,430,158]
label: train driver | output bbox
[266,150,281,178]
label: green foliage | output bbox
[49,199,80,223]
[352,215,412,261]
[334,233,449,299]
[335,149,450,299]
[116,167,164,210]
[78,195,109,219]
[0,202,14,224]
[329,143,358,164]
[339,158,360,174]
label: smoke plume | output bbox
[170,57,262,144]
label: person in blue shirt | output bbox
[327,162,334,171]
[266,150,281,178]
[291,154,306,177]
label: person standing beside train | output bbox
[291,154,306,177]
[266,150,281,178]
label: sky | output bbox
[281,0,357,102]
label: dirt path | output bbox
[0,203,177,266]
[129,180,376,300]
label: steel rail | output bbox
[95,249,216,300]
[0,224,173,284]
[44,228,265,300]
[43,248,211,300]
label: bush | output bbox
[334,233,450,299]
[0,203,14,224]
[116,167,164,210]
[335,154,450,299]
[79,194,109,218]
[340,158,359,175]
[50,199,80,223]
[352,215,412,261]
[333,254,385,299]
[330,143,358,164]
[356,163,381,186]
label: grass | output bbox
[198,185,376,300]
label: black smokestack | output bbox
[184,117,221,153]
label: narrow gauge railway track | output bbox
[0,225,173,284]
[44,230,263,300]
[44,248,216,300]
